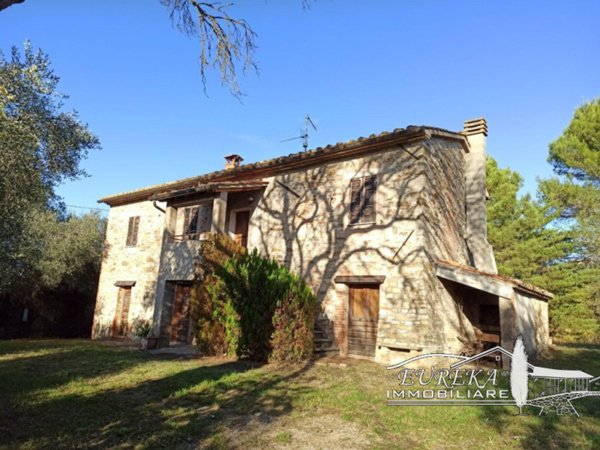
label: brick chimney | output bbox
[464,118,497,274]
[224,154,243,170]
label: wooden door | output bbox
[348,284,379,357]
[234,210,250,248]
[170,284,191,343]
[112,287,131,337]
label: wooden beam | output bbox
[334,275,386,285]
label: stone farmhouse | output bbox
[92,118,552,364]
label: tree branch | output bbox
[162,0,257,98]
[0,0,24,12]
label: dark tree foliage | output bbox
[0,211,106,338]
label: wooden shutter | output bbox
[182,207,199,239]
[197,203,213,233]
[182,208,191,239]
[126,216,140,246]
[350,178,363,224]
[188,207,199,236]
[362,176,377,223]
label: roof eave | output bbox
[435,259,553,301]
[101,126,466,206]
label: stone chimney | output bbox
[224,154,243,170]
[464,118,497,274]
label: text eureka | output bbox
[386,367,510,400]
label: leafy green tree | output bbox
[0,43,99,294]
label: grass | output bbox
[0,340,599,449]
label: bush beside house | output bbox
[195,233,318,362]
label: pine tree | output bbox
[486,158,573,281]
[539,98,600,342]
[486,157,599,342]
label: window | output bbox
[350,175,377,224]
[182,206,199,239]
[181,203,212,240]
[126,216,140,246]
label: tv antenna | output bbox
[281,114,317,151]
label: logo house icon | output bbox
[386,335,600,416]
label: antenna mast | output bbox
[281,114,318,151]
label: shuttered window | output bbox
[182,206,199,240]
[126,216,140,246]
[350,175,377,224]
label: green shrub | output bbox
[270,287,317,362]
[194,233,245,355]
[195,237,317,362]
[133,320,152,338]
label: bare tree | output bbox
[162,1,257,98]
[2,0,258,98]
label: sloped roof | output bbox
[151,180,270,202]
[435,259,553,300]
[99,125,467,206]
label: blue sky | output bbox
[2,0,599,214]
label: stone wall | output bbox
[248,138,470,364]
[410,138,471,356]
[92,200,166,338]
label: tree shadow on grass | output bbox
[2,354,315,449]
[0,340,148,397]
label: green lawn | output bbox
[1,340,599,449]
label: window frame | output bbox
[125,216,140,247]
[179,202,213,240]
[349,175,378,225]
